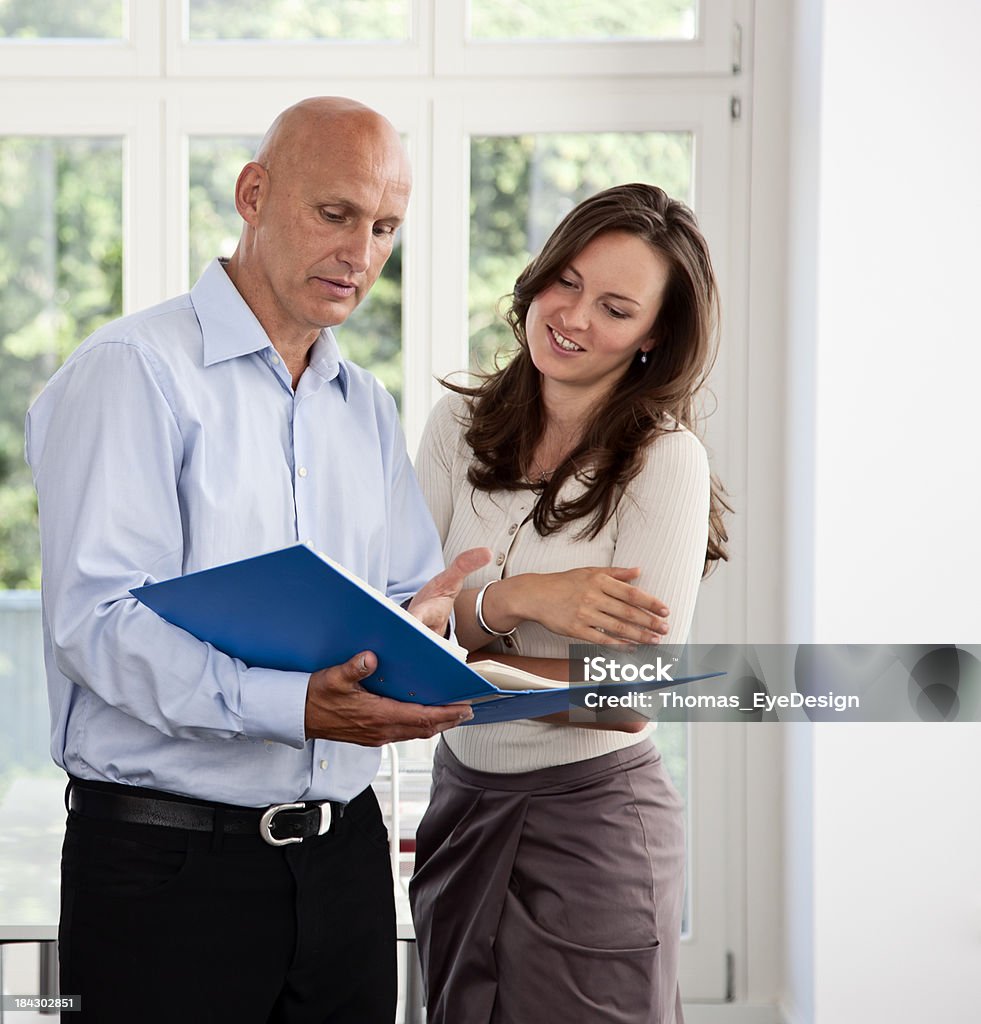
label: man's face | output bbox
[250,128,410,339]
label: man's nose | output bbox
[336,224,372,274]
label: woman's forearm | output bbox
[456,569,667,651]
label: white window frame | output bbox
[0,2,161,76]
[434,0,738,77]
[167,0,429,78]
[0,0,759,1008]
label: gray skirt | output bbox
[409,737,686,1024]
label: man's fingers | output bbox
[424,546,492,597]
[453,546,493,576]
[306,663,473,745]
[364,700,474,744]
[421,702,474,728]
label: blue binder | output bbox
[131,544,712,724]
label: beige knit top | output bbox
[416,394,710,773]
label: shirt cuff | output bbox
[239,667,311,749]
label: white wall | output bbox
[813,724,981,1023]
[814,0,981,643]
[785,2,981,1021]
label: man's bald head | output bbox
[253,97,409,186]
[225,96,411,366]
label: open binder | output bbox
[132,544,712,725]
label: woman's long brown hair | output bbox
[444,183,729,574]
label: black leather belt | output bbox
[68,780,345,847]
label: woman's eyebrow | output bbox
[565,261,641,306]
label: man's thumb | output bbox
[346,650,377,681]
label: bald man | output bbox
[26,98,487,1023]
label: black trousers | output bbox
[59,785,397,1024]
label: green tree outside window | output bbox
[0,138,122,589]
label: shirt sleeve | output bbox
[25,340,310,749]
[612,428,711,646]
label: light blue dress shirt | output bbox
[25,259,445,806]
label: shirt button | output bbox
[496,553,505,566]
[507,523,518,535]
[503,636,514,648]
[298,466,308,478]
[271,354,281,366]
[319,759,329,771]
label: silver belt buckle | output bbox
[259,801,331,847]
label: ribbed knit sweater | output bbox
[416,394,710,773]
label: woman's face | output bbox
[525,230,670,402]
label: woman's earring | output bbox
[640,350,649,365]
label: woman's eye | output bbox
[557,277,576,288]
[606,306,628,319]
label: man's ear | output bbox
[234,162,267,226]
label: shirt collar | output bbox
[190,258,350,400]
[304,329,350,400]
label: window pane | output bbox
[0,0,123,39]
[0,137,121,928]
[188,136,257,287]
[188,0,408,41]
[0,591,64,930]
[468,131,693,369]
[657,721,691,934]
[0,136,123,590]
[469,0,696,41]
[189,137,404,408]
[373,739,437,886]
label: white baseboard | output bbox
[683,1004,786,1024]
[775,998,808,1024]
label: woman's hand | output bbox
[482,567,669,645]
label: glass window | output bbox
[0,0,123,40]
[0,136,123,591]
[188,136,257,287]
[373,739,437,886]
[658,721,690,933]
[188,0,409,42]
[0,135,122,931]
[0,589,63,931]
[189,137,405,408]
[468,130,693,369]
[468,0,696,42]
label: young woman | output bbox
[409,183,728,1024]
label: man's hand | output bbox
[407,547,493,636]
[303,548,491,745]
[304,651,474,745]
